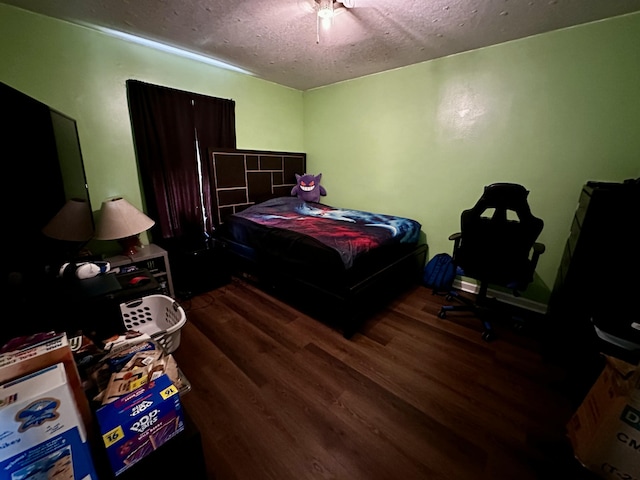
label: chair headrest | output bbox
[467,183,537,222]
[457,183,544,286]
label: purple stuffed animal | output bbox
[291,173,327,203]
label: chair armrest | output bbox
[531,242,545,268]
[448,232,462,261]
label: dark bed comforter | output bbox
[223,197,421,268]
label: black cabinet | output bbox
[550,182,638,318]
[168,237,231,299]
[545,180,640,402]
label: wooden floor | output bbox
[172,277,595,480]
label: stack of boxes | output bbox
[0,362,98,479]
[0,331,188,478]
[0,332,94,431]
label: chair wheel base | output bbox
[482,330,496,342]
[438,299,497,342]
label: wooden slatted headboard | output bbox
[209,148,306,226]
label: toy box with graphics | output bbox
[96,373,184,476]
[0,362,97,479]
[0,331,94,435]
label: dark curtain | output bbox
[192,94,237,234]
[127,80,236,243]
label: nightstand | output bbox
[104,244,175,298]
[169,236,231,298]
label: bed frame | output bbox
[209,148,427,338]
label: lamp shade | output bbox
[94,197,155,241]
[42,198,94,242]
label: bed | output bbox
[209,149,427,338]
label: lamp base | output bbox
[118,235,142,257]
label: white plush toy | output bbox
[59,261,111,280]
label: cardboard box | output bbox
[0,362,98,479]
[0,332,94,434]
[567,355,640,480]
[96,373,184,476]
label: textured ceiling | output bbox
[4,0,640,90]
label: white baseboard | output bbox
[453,279,548,315]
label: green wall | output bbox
[304,12,640,301]
[0,4,304,250]
[2,4,639,304]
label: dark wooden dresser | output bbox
[544,179,640,403]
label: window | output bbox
[127,80,236,243]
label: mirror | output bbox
[1,82,92,282]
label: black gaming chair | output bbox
[438,183,545,341]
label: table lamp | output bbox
[95,197,155,256]
[42,198,95,261]
[42,198,94,242]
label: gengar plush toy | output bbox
[291,173,327,203]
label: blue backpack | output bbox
[423,253,456,294]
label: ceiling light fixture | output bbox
[316,0,334,43]
[314,0,355,43]
[317,0,334,19]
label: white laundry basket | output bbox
[119,294,186,353]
